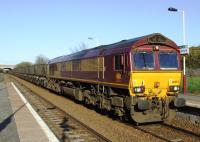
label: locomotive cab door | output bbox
[103,53,130,87]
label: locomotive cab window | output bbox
[114,55,124,70]
[159,52,178,70]
[134,52,154,70]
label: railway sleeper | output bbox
[63,131,84,142]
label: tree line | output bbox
[15,55,49,68]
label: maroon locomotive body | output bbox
[13,33,185,124]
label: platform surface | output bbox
[0,74,20,142]
[179,94,200,108]
[0,74,51,142]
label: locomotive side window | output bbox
[134,52,154,69]
[114,55,123,70]
[159,53,178,69]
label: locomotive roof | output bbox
[49,33,177,64]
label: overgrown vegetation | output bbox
[184,46,200,94]
[187,77,200,94]
[186,46,200,75]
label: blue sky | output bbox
[0,0,199,65]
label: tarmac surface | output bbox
[0,74,20,142]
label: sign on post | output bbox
[179,45,189,55]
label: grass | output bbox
[186,76,200,94]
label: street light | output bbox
[168,7,187,95]
[88,37,100,46]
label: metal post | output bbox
[182,11,186,45]
[182,10,187,95]
[183,56,186,95]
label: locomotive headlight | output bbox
[135,87,141,92]
[133,86,145,93]
[169,86,180,92]
[174,86,179,91]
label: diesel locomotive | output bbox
[12,33,185,124]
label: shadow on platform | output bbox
[0,103,26,132]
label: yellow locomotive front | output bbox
[128,42,185,123]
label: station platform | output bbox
[0,74,58,142]
[179,94,200,108]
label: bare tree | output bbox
[15,61,32,68]
[35,54,49,64]
[69,42,88,53]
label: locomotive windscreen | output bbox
[133,52,178,70]
[159,53,178,70]
[134,52,154,69]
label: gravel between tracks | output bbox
[9,75,200,142]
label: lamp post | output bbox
[168,7,187,95]
[88,37,100,46]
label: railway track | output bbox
[132,122,200,142]
[177,106,200,125]
[12,80,111,142]
[10,75,200,142]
